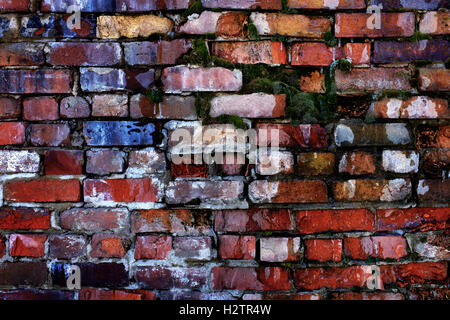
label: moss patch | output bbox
[145,88,163,104]
[181,0,204,19]
[404,31,433,42]
[324,31,337,47]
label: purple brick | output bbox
[125,69,155,91]
[371,0,447,10]
[59,14,96,38]
[60,96,91,118]
[47,42,121,66]
[42,0,116,12]
[86,149,125,175]
[0,43,45,66]
[374,40,450,64]
[80,68,125,92]
[124,40,192,66]
[21,15,58,37]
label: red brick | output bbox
[294,265,374,290]
[291,43,370,66]
[47,42,121,66]
[173,237,212,261]
[249,180,328,203]
[44,150,83,175]
[331,292,404,300]
[375,96,449,119]
[212,41,287,65]
[0,237,4,258]
[79,289,155,301]
[244,293,321,300]
[338,152,376,175]
[376,207,450,232]
[162,66,242,93]
[288,0,365,9]
[60,208,128,232]
[297,153,335,176]
[202,0,282,9]
[418,68,450,92]
[135,235,172,260]
[4,179,81,203]
[299,71,325,93]
[0,262,47,287]
[0,69,72,94]
[212,267,290,291]
[215,209,293,232]
[217,12,248,39]
[219,235,256,260]
[171,163,209,178]
[416,125,450,149]
[305,239,342,262]
[0,97,20,119]
[0,43,44,66]
[48,235,86,259]
[0,208,50,230]
[23,97,58,121]
[420,11,450,35]
[256,123,327,148]
[260,237,301,262]
[136,267,206,289]
[84,178,162,203]
[0,122,25,145]
[334,179,411,202]
[0,0,30,11]
[381,262,447,287]
[344,236,408,260]
[130,95,196,120]
[91,234,127,258]
[86,149,125,175]
[30,124,70,147]
[296,209,375,234]
[9,234,46,257]
[92,94,128,117]
[335,13,415,38]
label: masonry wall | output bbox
[0,0,448,300]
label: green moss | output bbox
[145,88,163,104]
[414,59,434,67]
[324,31,337,47]
[181,0,204,19]
[183,38,210,66]
[213,115,247,130]
[335,58,352,73]
[381,90,413,100]
[248,22,260,40]
[281,0,289,13]
[405,31,433,42]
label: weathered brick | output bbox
[409,288,450,300]
[202,0,282,9]
[416,125,450,149]
[80,68,126,92]
[178,11,221,34]
[291,43,370,66]
[130,94,196,120]
[370,0,447,10]
[0,69,72,94]
[344,236,408,260]
[335,179,411,202]
[59,14,96,38]
[219,235,256,260]
[296,209,375,234]
[305,239,342,262]
[173,237,212,261]
[418,68,450,92]
[212,267,290,290]
[335,123,411,147]
[250,13,330,37]
[0,0,30,11]
[86,149,125,175]
[97,15,173,39]
[132,209,212,235]
[422,149,450,176]
[299,71,325,93]
[374,40,449,64]
[212,41,287,65]
[127,149,166,176]
[60,96,91,118]
[124,39,191,66]
[0,43,44,66]
[0,97,20,118]
[376,208,450,232]
[48,235,87,259]
[288,0,365,9]
[79,288,156,301]
[0,150,40,173]
[23,97,59,121]
[382,150,419,173]
[217,11,249,38]
[84,178,162,203]
[260,237,301,262]
[30,124,71,147]
[297,153,335,176]
[338,152,376,175]
[418,179,450,202]
[0,208,50,230]
[0,237,4,258]
[406,233,449,259]
[52,262,128,288]
[171,163,209,178]
[9,234,46,257]
[420,11,450,35]
[41,0,115,12]
[60,208,129,232]
[210,93,285,118]
[256,151,294,175]
[135,235,172,260]
[162,66,242,93]
[166,181,244,205]
[83,121,156,146]
[0,122,25,145]
[335,13,415,38]
[0,262,47,286]
[374,96,449,119]
[331,292,404,300]
[20,15,96,39]
[92,94,128,117]
[215,209,293,232]
[44,150,83,175]
[0,289,69,300]
[256,123,328,148]
[47,42,121,66]
[136,267,206,289]
[42,0,192,12]
[250,180,328,203]
[4,179,80,203]
[91,234,127,258]
[381,262,447,287]
[335,68,412,94]
[294,265,374,290]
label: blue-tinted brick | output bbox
[84,121,156,146]
[59,14,96,38]
[21,15,58,37]
[42,0,116,12]
[0,16,10,37]
[80,68,126,92]
[371,0,448,9]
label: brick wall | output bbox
[0,0,448,300]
